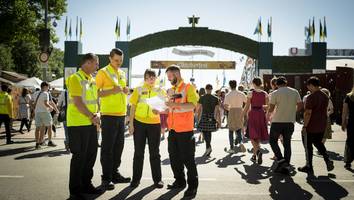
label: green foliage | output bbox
[0,0,67,79]
[0,44,15,71]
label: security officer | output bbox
[96,48,130,190]
[67,53,101,200]
[0,84,14,144]
[128,69,166,188]
[165,65,199,198]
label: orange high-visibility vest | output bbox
[167,82,194,133]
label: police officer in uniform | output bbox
[165,65,199,198]
[128,69,166,188]
[0,84,14,144]
[67,53,101,200]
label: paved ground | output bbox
[0,122,353,200]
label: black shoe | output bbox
[326,160,334,171]
[82,184,103,194]
[48,141,57,147]
[167,181,186,190]
[100,181,115,191]
[250,154,256,162]
[345,163,351,169]
[183,187,197,198]
[35,143,41,149]
[129,181,140,188]
[69,193,86,200]
[112,174,131,184]
[154,181,164,189]
[257,150,263,165]
[6,140,14,144]
[19,130,24,134]
[298,166,314,174]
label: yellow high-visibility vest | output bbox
[0,91,12,116]
[99,65,127,115]
[67,70,98,127]
[134,85,165,124]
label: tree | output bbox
[0,44,15,71]
[0,0,67,79]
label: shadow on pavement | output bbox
[269,174,313,200]
[195,156,216,165]
[125,185,156,200]
[247,147,270,154]
[306,175,349,200]
[109,185,135,200]
[14,148,70,160]
[0,146,35,157]
[234,163,272,184]
[327,150,344,161]
[215,154,245,168]
[156,188,184,200]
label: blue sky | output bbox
[54,0,354,88]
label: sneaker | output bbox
[47,141,57,147]
[257,150,263,165]
[35,143,41,149]
[112,174,131,184]
[100,181,115,191]
[298,165,314,174]
[183,187,197,198]
[203,148,212,157]
[239,144,246,153]
[326,160,334,171]
[250,154,257,162]
[226,148,235,154]
[154,181,164,189]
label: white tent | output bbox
[15,77,42,89]
[49,77,64,89]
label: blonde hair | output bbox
[348,86,354,101]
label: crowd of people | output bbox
[0,47,353,200]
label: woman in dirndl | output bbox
[196,84,221,157]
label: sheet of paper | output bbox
[145,96,168,112]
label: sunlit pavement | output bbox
[0,122,353,200]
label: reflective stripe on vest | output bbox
[167,82,195,132]
[135,86,164,120]
[67,72,98,126]
[99,66,127,114]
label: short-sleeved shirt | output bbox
[33,91,50,113]
[224,90,247,109]
[198,94,219,114]
[270,87,302,123]
[95,64,127,116]
[67,69,93,97]
[305,90,329,133]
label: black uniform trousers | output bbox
[168,130,198,188]
[132,119,161,183]
[68,125,98,195]
[100,115,126,182]
[0,114,11,143]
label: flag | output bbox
[319,19,323,41]
[79,18,83,40]
[127,17,131,36]
[323,17,327,39]
[115,17,119,39]
[118,19,121,38]
[64,16,68,38]
[309,19,312,37]
[158,68,161,77]
[312,17,315,40]
[216,75,220,88]
[69,19,72,39]
[75,16,78,40]
[222,70,226,87]
[267,17,272,38]
[253,19,259,35]
[259,17,262,35]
